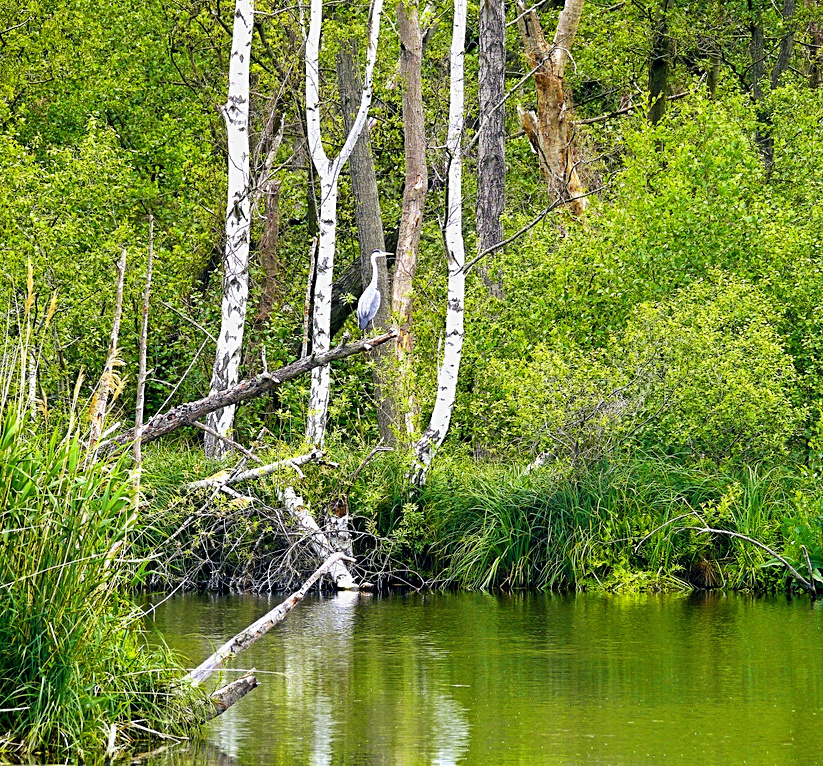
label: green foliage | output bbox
[0,360,197,760]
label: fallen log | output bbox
[104,330,398,451]
[185,551,353,685]
[278,487,359,590]
[187,449,323,490]
[205,672,260,721]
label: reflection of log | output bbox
[185,552,353,685]
[105,331,397,451]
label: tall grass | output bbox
[0,327,195,760]
[365,452,809,593]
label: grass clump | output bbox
[357,451,817,593]
[0,407,196,762]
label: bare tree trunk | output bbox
[648,2,674,125]
[185,551,353,685]
[336,41,396,442]
[133,217,154,489]
[393,0,428,440]
[411,0,466,485]
[750,0,797,169]
[305,0,385,446]
[477,0,506,298]
[204,0,254,458]
[771,0,797,90]
[516,0,587,215]
[88,248,127,459]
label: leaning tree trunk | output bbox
[476,0,506,296]
[305,0,385,446]
[336,42,396,442]
[393,0,428,441]
[411,0,466,485]
[516,0,587,215]
[204,0,254,458]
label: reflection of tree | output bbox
[430,691,470,766]
[141,738,243,766]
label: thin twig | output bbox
[190,420,262,462]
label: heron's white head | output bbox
[370,249,391,260]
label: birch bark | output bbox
[204,0,255,458]
[305,0,385,446]
[411,0,466,484]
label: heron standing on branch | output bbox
[357,250,391,330]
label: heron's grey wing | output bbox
[357,287,374,329]
[357,287,381,329]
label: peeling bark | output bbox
[411,0,467,484]
[516,0,587,215]
[205,0,255,458]
[305,0,385,446]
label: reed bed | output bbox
[0,316,195,761]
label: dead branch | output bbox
[190,420,262,463]
[204,672,260,720]
[187,449,321,489]
[88,248,127,459]
[103,330,397,452]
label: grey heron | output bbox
[357,250,391,330]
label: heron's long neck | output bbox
[369,253,381,289]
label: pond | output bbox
[145,591,823,765]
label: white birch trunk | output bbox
[304,0,385,446]
[411,0,467,485]
[204,0,254,458]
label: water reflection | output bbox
[145,591,823,765]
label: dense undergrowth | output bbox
[0,388,199,761]
[139,441,823,596]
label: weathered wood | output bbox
[205,673,260,720]
[516,0,588,214]
[185,551,353,685]
[188,449,322,489]
[279,487,358,589]
[88,248,127,459]
[105,330,397,450]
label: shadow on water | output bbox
[144,590,823,765]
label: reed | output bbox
[408,453,805,592]
[0,308,194,761]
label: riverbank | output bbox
[139,442,823,596]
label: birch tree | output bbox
[411,0,467,484]
[204,0,255,458]
[304,0,385,446]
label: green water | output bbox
[145,591,823,765]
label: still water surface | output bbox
[145,591,823,765]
